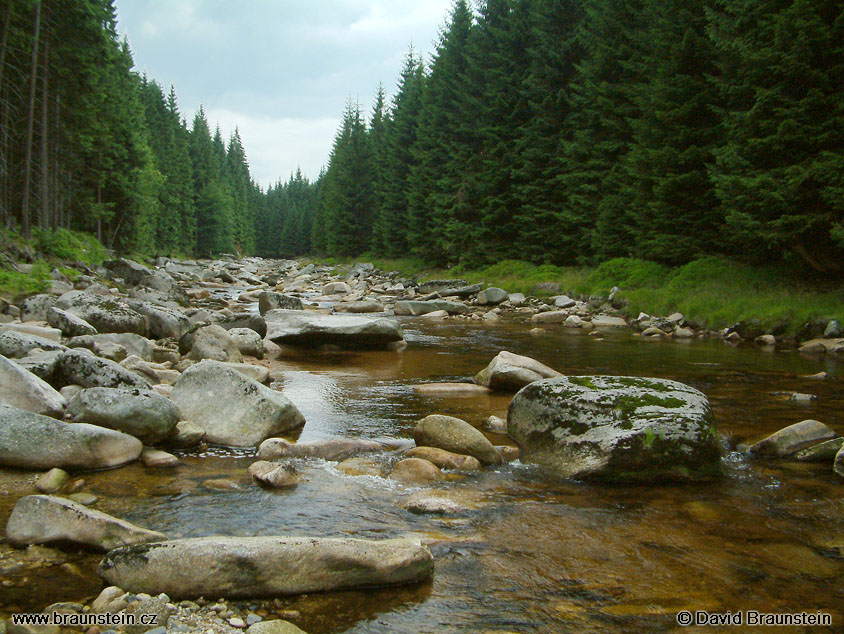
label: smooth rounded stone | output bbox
[214,312,268,338]
[248,460,299,489]
[419,310,449,320]
[553,295,576,309]
[755,334,777,346]
[413,415,502,465]
[334,300,385,314]
[5,495,165,551]
[98,536,433,598]
[795,437,844,462]
[496,445,520,462]
[393,300,469,316]
[2,323,63,342]
[258,291,303,315]
[258,437,386,462]
[389,458,443,483]
[484,415,507,433]
[165,421,205,448]
[57,350,151,390]
[748,420,837,458]
[221,362,270,384]
[54,291,147,335]
[0,354,66,417]
[476,287,508,306]
[413,382,493,395]
[265,309,404,348]
[590,315,628,328]
[641,326,668,337]
[405,447,481,471]
[68,492,98,505]
[130,303,190,340]
[0,330,67,358]
[91,586,128,614]
[68,334,153,361]
[247,620,307,634]
[335,456,384,477]
[180,325,243,363]
[0,404,142,470]
[402,491,466,515]
[19,294,58,321]
[530,310,568,324]
[171,360,305,447]
[507,376,722,482]
[119,355,162,384]
[508,293,526,306]
[835,446,844,477]
[227,328,264,359]
[474,350,561,393]
[482,310,500,322]
[322,281,351,295]
[36,468,70,493]
[789,392,817,402]
[47,307,97,337]
[67,387,180,444]
[564,314,583,328]
[798,338,836,354]
[141,448,179,468]
[673,326,695,339]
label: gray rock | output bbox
[90,586,128,614]
[419,283,481,299]
[405,446,481,470]
[333,300,385,314]
[416,279,469,294]
[165,420,205,448]
[180,324,243,363]
[247,622,307,634]
[476,287,508,306]
[248,460,299,489]
[2,323,62,341]
[124,594,172,634]
[222,362,270,384]
[402,490,469,515]
[68,333,153,361]
[46,307,97,337]
[413,415,502,465]
[35,468,70,493]
[57,349,151,389]
[0,355,66,417]
[590,315,628,328]
[393,300,469,316]
[258,437,386,462]
[507,375,722,482]
[141,448,179,467]
[389,458,443,483]
[748,420,837,457]
[530,310,568,324]
[170,360,305,447]
[5,495,164,551]
[265,309,404,348]
[474,350,561,392]
[15,350,63,381]
[54,291,147,335]
[322,281,351,295]
[19,294,58,321]
[129,302,190,340]
[97,536,433,598]
[824,320,841,338]
[214,312,268,338]
[227,328,264,359]
[67,387,180,444]
[795,437,844,462]
[119,355,161,384]
[258,292,304,315]
[484,415,507,433]
[553,295,576,309]
[0,330,67,358]
[508,293,526,306]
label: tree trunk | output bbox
[40,6,50,229]
[21,0,42,238]
[0,1,12,87]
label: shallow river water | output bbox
[3,316,844,633]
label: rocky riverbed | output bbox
[1,255,843,633]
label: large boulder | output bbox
[0,355,66,417]
[46,306,97,337]
[68,333,153,361]
[179,325,242,362]
[258,291,303,315]
[476,287,508,306]
[333,300,385,314]
[0,404,142,470]
[57,349,151,389]
[258,437,387,462]
[393,300,469,316]
[55,291,147,335]
[105,259,188,305]
[474,350,561,392]
[19,294,58,321]
[170,360,305,447]
[6,495,165,551]
[507,376,722,482]
[227,328,264,359]
[97,536,433,598]
[405,446,482,471]
[67,387,180,444]
[748,420,838,458]
[322,281,351,295]
[413,415,502,465]
[215,312,267,338]
[128,302,190,340]
[0,330,67,358]
[265,309,404,348]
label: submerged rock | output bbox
[405,446,482,471]
[258,437,386,462]
[97,536,434,598]
[67,387,180,444]
[171,360,304,447]
[413,415,502,465]
[248,460,299,489]
[413,382,493,395]
[748,420,838,458]
[473,350,561,392]
[0,354,66,417]
[507,375,722,482]
[5,494,165,551]
[265,309,404,348]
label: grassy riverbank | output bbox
[323,255,843,336]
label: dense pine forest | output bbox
[1,0,843,274]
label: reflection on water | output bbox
[2,318,844,632]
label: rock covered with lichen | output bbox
[507,375,722,482]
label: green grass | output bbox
[0,260,51,296]
[32,227,109,266]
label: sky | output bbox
[115,0,454,187]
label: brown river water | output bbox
[2,315,844,633]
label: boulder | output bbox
[476,287,508,306]
[170,360,305,447]
[45,307,96,337]
[97,536,433,598]
[165,420,205,448]
[0,404,142,470]
[748,420,838,458]
[530,311,568,324]
[405,446,482,471]
[17,350,64,382]
[474,350,561,392]
[413,415,502,465]
[227,328,264,359]
[68,333,153,361]
[0,355,66,417]
[795,437,844,462]
[129,303,190,340]
[553,295,576,309]
[0,330,66,358]
[179,324,243,363]
[265,310,404,348]
[54,291,147,335]
[389,458,443,483]
[393,300,469,316]
[835,446,844,478]
[258,437,386,462]
[590,315,628,328]
[2,322,62,341]
[507,376,722,482]
[221,361,270,384]
[322,281,351,295]
[19,294,58,321]
[248,460,299,489]
[215,312,268,338]
[258,291,304,315]
[141,448,179,468]
[67,387,180,444]
[119,355,162,384]
[57,349,151,389]
[5,495,165,551]
[484,415,507,433]
[334,301,385,314]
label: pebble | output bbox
[246,614,262,626]
[228,617,245,628]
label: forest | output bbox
[1,0,842,274]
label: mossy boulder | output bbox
[507,375,721,482]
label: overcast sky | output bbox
[115,0,454,187]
